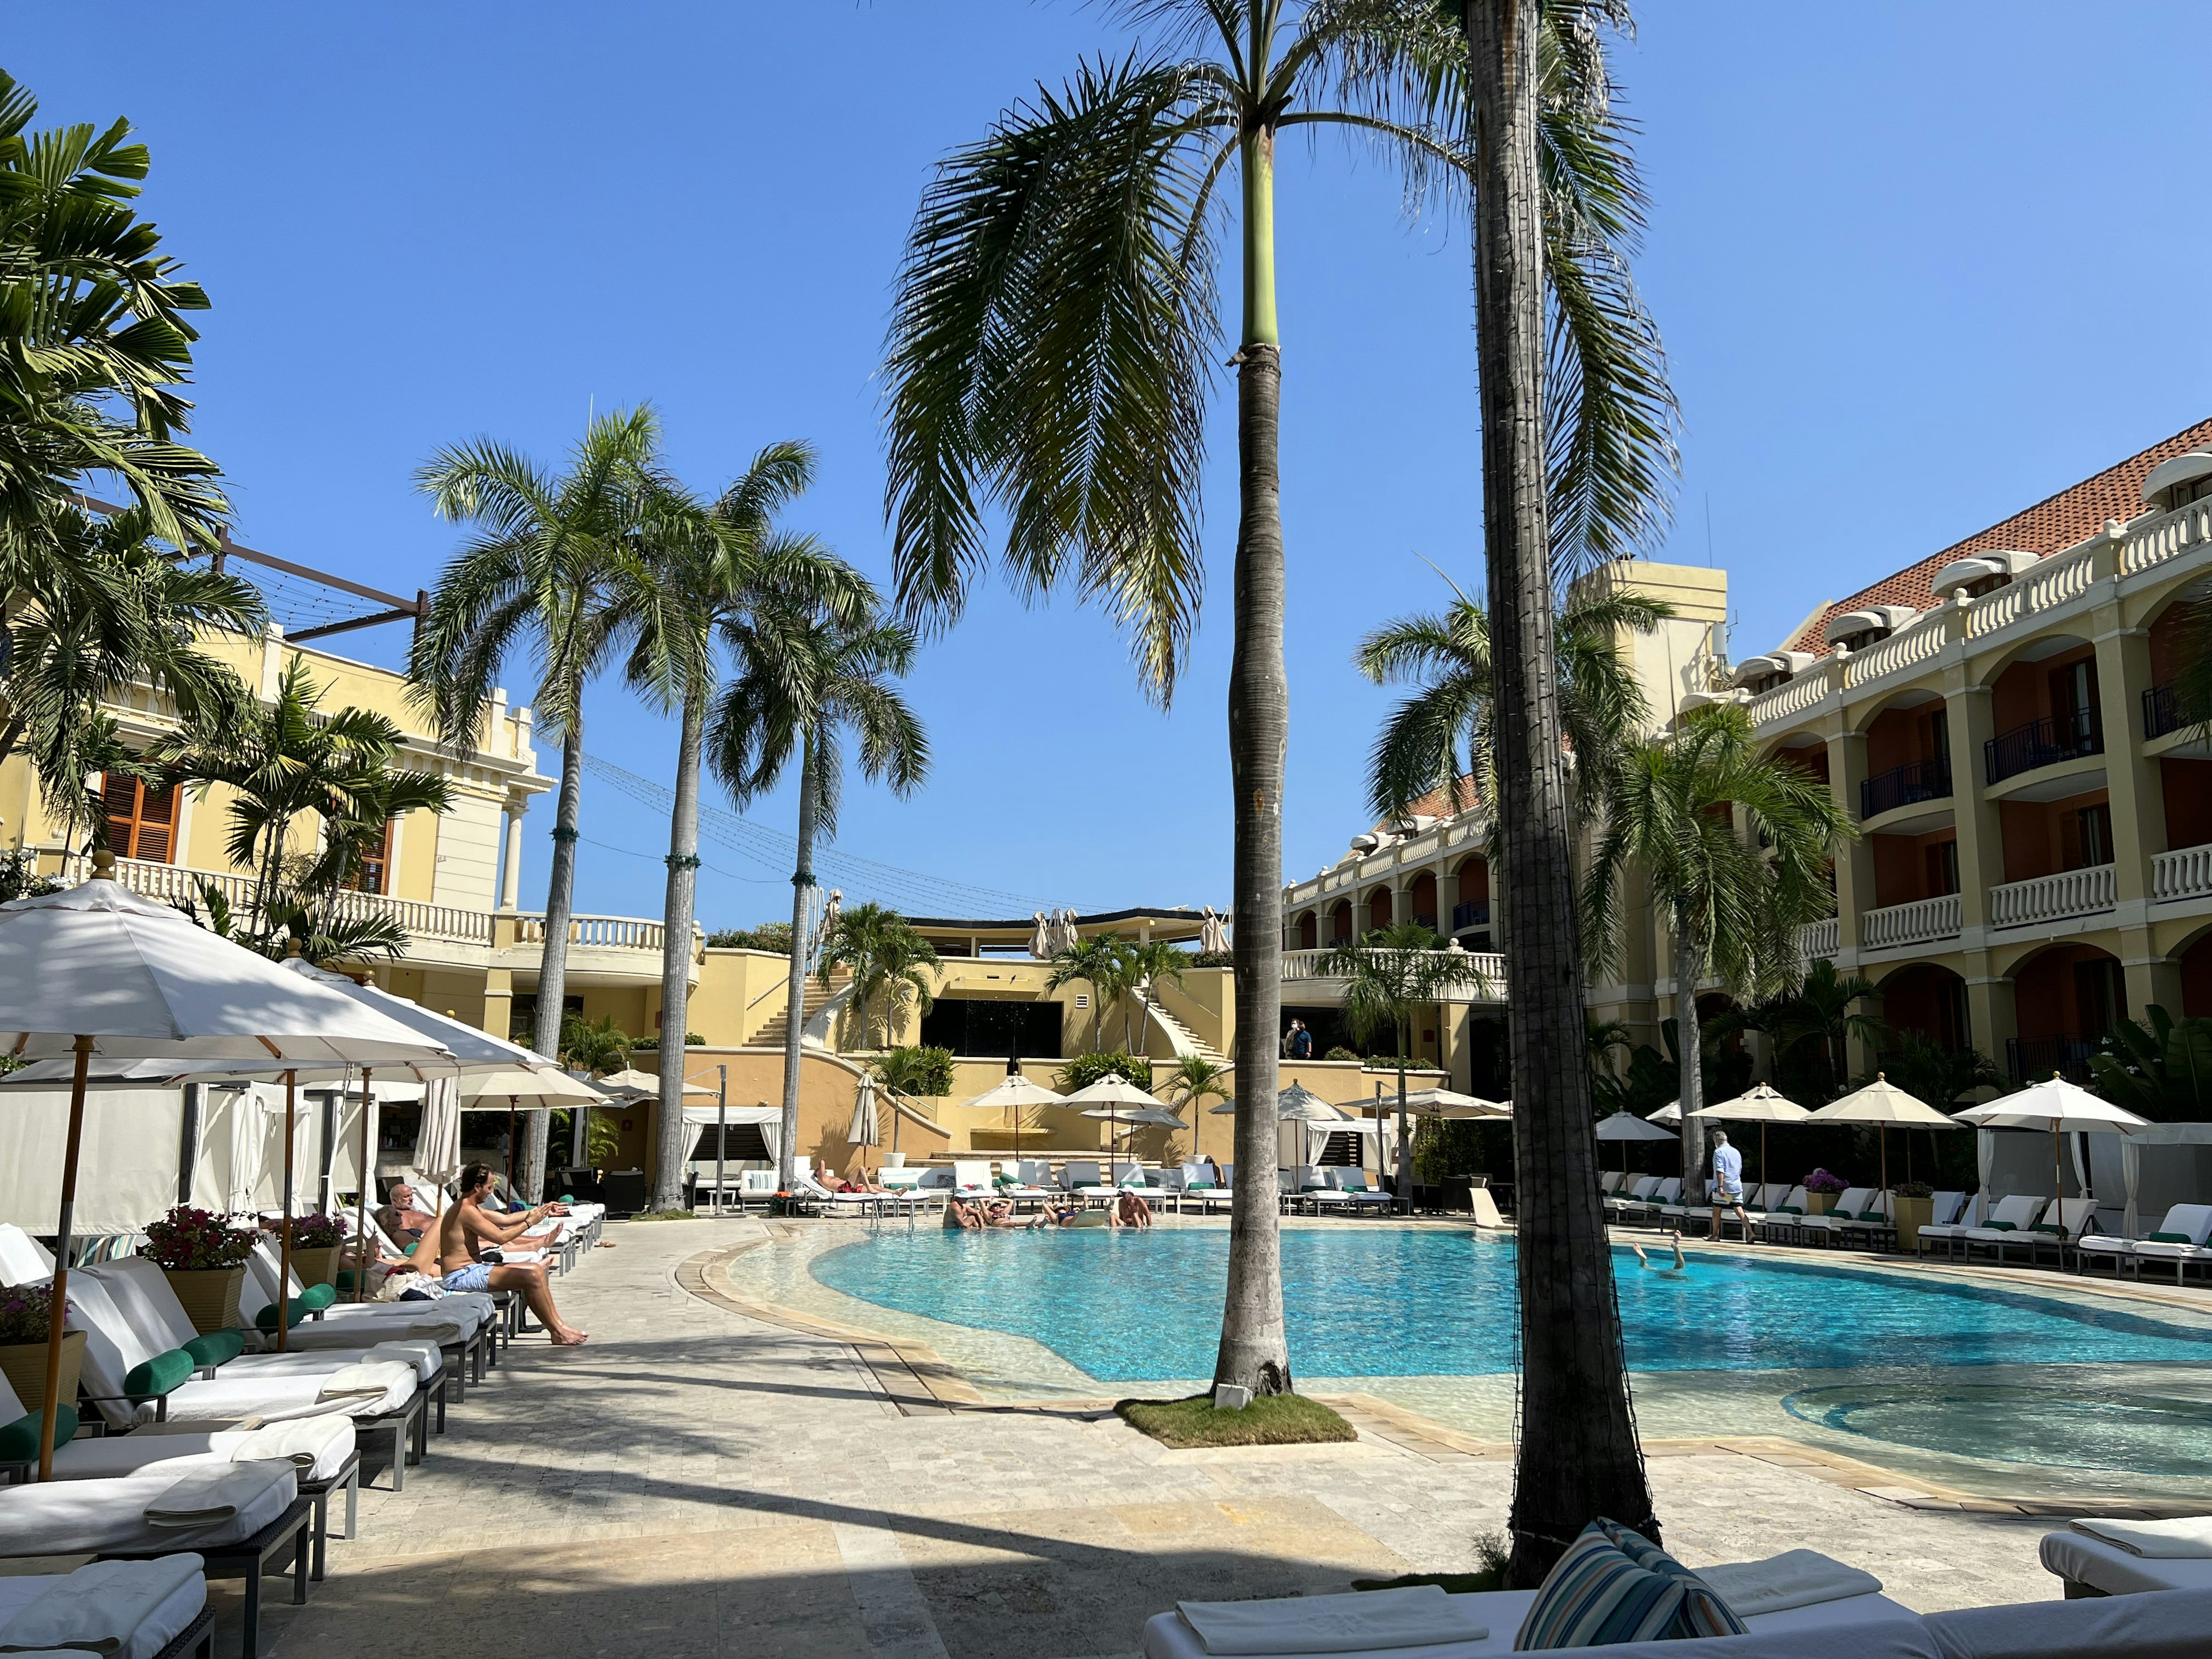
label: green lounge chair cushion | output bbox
[0,1404,77,1462]
[2032,1224,2066,1236]
[1188,1181,1215,1190]
[1984,1221,2016,1231]
[255,1296,324,1332]
[1777,1205,1802,1215]
[298,1283,338,1313]
[123,1347,194,1404]
[183,1329,246,1368]
[2150,1230,2190,1243]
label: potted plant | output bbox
[276,1213,347,1289]
[1892,1180,1936,1245]
[143,1206,255,1334]
[1802,1169,1849,1216]
[0,1283,81,1412]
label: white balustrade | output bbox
[2152,842,2212,904]
[1796,916,1840,961]
[65,854,493,944]
[1859,894,1961,950]
[514,912,666,952]
[1966,543,2096,640]
[2123,498,2212,577]
[1279,948,1507,999]
[1843,612,1946,689]
[1746,661,1835,730]
[1988,865,2115,928]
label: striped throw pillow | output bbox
[1513,1518,1747,1650]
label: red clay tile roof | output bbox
[1378,774,1482,830]
[1781,416,2212,658]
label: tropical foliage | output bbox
[817,901,941,1050]
[558,1013,633,1075]
[1046,933,1132,1053]
[1054,1050,1155,1094]
[2088,1005,2212,1120]
[873,1044,956,1100]
[706,921,793,952]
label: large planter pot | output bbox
[1803,1192,1836,1216]
[161,1266,246,1335]
[0,1330,84,1411]
[288,1245,342,1290]
[1893,1195,1934,1245]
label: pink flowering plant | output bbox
[143,1205,255,1270]
[0,1281,54,1344]
[278,1213,345,1249]
[1803,1169,1849,1195]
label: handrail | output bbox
[1983,708,2101,786]
[1859,756,1952,820]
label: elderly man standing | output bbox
[1709,1130,1756,1245]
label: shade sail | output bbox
[1596,1111,1677,1142]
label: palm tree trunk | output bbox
[1215,116,1293,1402]
[534,723,585,1191]
[1467,0,1657,1579]
[650,689,706,1213]
[777,734,819,1192]
[1675,923,1707,1186]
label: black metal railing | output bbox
[1450,901,1490,931]
[1413,911,1437,931]
[1984,707,2101,785]
[2144,683,2181,740]
[2005,1035,2104,1085]
[1859,756,1952,820]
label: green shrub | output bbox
[1055,1051,1153,1093]
[706,922,793,952]
[1323,1045,1359,1062]
[1189,950,1234,969]
[630,1033,703,1051]
[874,1044,955,1098]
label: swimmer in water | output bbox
[1632,1232,1687,1272]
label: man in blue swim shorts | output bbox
[435,1162,588,1344]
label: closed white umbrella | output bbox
[1957,1075,2149,1206]
[0,864,452,1475]
[1691,1083,1811,1187]
[847,1072,882,1150]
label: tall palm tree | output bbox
[817,902,941,1050]
[0,71,228,571]
[1357,581,1670,826]
[1456,0,1677,1578]
[1047,933,1131,1054]
[1583,703,1852,1198]
[882,1,1671,1403]
[1123,938,1191,1052]
[615,441,869,1178]
[710,595,929,1199]
[411,407,660,1199]
[1313,922,1486,1213]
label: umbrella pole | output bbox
[507,1099,517,1194]
[353,1068,374,1301]
[279,1069,296,1353]
[37,1035,93,1482]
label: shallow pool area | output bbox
[748,1222,2212,1503]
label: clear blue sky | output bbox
[15,4,2208,929]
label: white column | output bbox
[499,799,527,910]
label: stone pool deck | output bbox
[229,1213,2168,1658]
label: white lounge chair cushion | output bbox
[1924,1585,2212,1659]
[0,1460,297,1556]
[2041,1529,2212,1597]
[1175,1586,1487,1654]
[0,1558,207,1659]
[45,1414,356,1486]
[228,1340,441,1386]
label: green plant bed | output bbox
[1115,1393,1355,1448]
[625,1210,707,1223]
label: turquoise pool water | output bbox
[1783,1384,2212,1478]
[810,1228,2212,1383]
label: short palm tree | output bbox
[1314,922,1488,1213]
[411,406,660,1195]
[1047,933,1132,1054]
[884,1,1672,1403]
[615,440,870,1174]
[1583,703,1851,1184]
[1122,938,1191,1051]
[1357,581,1670,827]
[711,594,929,1198]
[817,902,941,1051]
[0,71,227,570]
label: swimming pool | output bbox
[809,1226,2212,1384]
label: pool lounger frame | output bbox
[96,1493,314,1659]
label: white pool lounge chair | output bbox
[1331,1169,1396,1213]
[1907,1191,1969,1257]
[1752,1185,1810,1243]
[1177,1162,1232,1214]
[2025,1196,2101,1267]
[1793,1187,1878,1247]
[1605,1175,1661,1222]
[1285,1166,1351,1215]
[1658,1179,1710,1234]
[1833,1191,1899,1251]
[2041,1518,2212,1598]
[1959,1194,2052,1264]
[1599,1170,1628,1195]
[240,1241,489,1343]
[1060,1161,1113,1197]
[1630,1176,1681,1226]
[2122,1203,2212,1283]
[0,1556,213,1659]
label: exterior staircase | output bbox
[1147,998,1228,1066]
[748,970,851,1048]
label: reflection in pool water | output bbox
[1785,1384,2212,1477]
[809,1227,2212,1384]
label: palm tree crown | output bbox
[817,902,941,1051]
[1047,933,1134,1054]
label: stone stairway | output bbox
[748,970,851,1048]
[1147,998,1228,1066]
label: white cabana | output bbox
[679,1103,782,1166]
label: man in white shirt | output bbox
[1709,1130,1756,1244]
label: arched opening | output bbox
[2008,942,2124,1082]
[1295,910,1319,951]
[1407,870,1438,933]
[1985,634,2101,785]
[1880,962,1969,1053]
[1452,855,1491,946]
[1329,899,1354,945]
[1694,991,1751,1102]
[1366,887,1393,934]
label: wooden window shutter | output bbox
[99,773,177,863]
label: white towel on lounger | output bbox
[2069,1517,2212,1558]
[1699,1550,1884,1616]
[1175,1587,1488,1655]
[362,1339,441,1380]
[229,1413,354,1471]
[144,1463,275,1529]
[314,1359,411,1402]
[0,1555,203,1656]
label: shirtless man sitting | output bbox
[435,1161,587,1345]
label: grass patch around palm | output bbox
[624,1209,706,1222]
[1115,1393,1355,1448]
[1351,1533,1509,1594]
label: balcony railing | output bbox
[1281,947,1508,999]
[2153,841,2212,903]
[2007,1035,2103,1085]
[1859,756,1952,820]
[1988,863,2114,929]
[1860,894,1961,951]
[515,912,666,952]
[1450,900,1490,931]
[1984,707,2101,785]
[1797,916,1840,962]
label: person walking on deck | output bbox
[1709,1130,1755,1245]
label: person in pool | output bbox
[1632,1232,1687,1272]
[1108,1190,1153,1229]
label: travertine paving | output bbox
[245,1216,2074,1658]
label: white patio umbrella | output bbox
[1806,1074,1962,1195]
[961,1069,1068,1161]
[1594,1109,1676,1179]
[0,866,452,1476]
[1957,1076,2149,1208]
[1063,1073,1169,1158]
[1691,1084,1811,1188]
[1648,1100,1682,1124]
[457,1066,606,1195]
[1347,1086,1512,1119]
